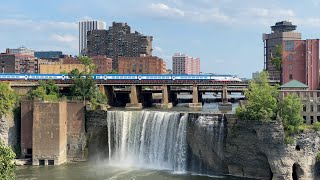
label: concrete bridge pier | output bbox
[125,85,143,109]
[160,85,173,109]
[189,85,202,110]
[219,84,232,112]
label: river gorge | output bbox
[1,103,320,179]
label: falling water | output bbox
[106,111,188,171]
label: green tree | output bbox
[69,56,107,105]
[0,141,16,180]
[236,71,279,121]
[278,94,303,136]
[271,45,283,71]
[0,83,18,115]
[28,80,60,101]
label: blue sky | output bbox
[1,0,320,78]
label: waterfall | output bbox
[106,111,187,171]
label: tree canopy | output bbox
[236,71,279,121]
[236,71,304,143]
[68,56,107,105]
[0,141,16,180]
[0,83,18,116]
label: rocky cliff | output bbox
[0,109,20,155]
[225,118,320,180]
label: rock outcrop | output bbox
[0,112,19,151]
[225,118,320,180]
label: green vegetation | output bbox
[0,83,18,116]
[271,45,283,71]
[28,79,60,101]
[236,71,304,144]
[317,152,320,162]
[68,56,107,106]
[236,71,278,121]
[0,141,16,180]
[278,94,304,136]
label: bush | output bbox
[0,83,18,115]
[284,136,295,144]
[0,141,16,180]
[313,122,320,131]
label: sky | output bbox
[1,0,320,78]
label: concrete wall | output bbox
[21,101,86,164]
[32,102,67,165]
[21,101,34,158]
[66,102,86,160]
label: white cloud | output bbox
[150,3,185,17]
[51,34,77,43]
[154,46,163,53]
[148,3,231,23]
[0,19,77,31]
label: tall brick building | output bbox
[172,53,200,75]
[282,39,320,90]
[87,22,153,70]
[263,21,301,82]
[0,54,39,73]
[118,56,166,74]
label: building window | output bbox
[311,105,314,112]
[303,105,306,111]
[289,65,293,70]
[289,74,293,80]
[288,54,293,61]
[318,105,320,112]
[285,41,294,51]
[311,116,314,124]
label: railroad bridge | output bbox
[8,80,248,109]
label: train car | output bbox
[94,74,138,80]
[0,74,26,80]
[171,74,211,80]
[138,74,172,80]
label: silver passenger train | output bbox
[0,73,242,82]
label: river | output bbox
[16,162,250,180]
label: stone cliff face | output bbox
[225,118,320,180]
[0,110,20,153]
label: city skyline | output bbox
[1,0,320,77]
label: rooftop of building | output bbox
[280,80,308,89]
[271,21,297,32]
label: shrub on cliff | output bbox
[0,141,16,180]
[236,71,278,121]
[0,82,18,116]
[28,79,60,101]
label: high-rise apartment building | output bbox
[79,20,106,55]
[263,21,301,82]
[118,55,166,74]
[6,47,35,56]
[282,39,320,90]
[172,53,200,74]
[87,22,153,70]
